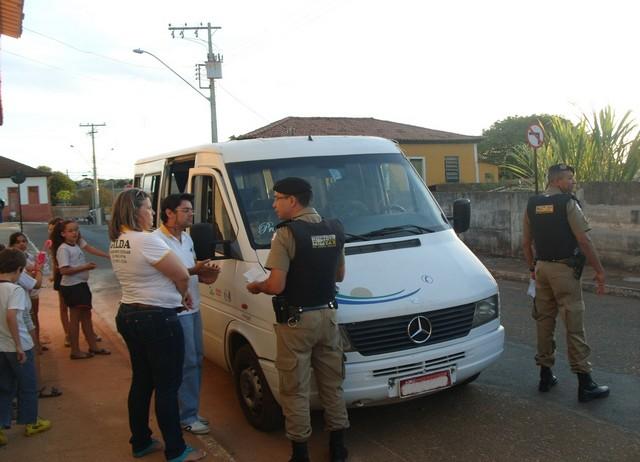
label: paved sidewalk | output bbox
[0,284,233,462]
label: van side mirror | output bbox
[452,198,471,233]
[191,223,232,260]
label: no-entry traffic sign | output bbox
[527,124,544,148]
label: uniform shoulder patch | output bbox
[535,204,554,214]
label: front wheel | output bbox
[232,344,283,431]
[455,372,481,387]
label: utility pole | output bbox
[79,122,106,225]
[168,22,223,142]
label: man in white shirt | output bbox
[154,194,220,435]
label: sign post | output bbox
[10,170,26,232]
[526,124,545,194]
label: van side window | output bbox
[191,175,236,243]
[168,159,195,194]
[141,173,161,227]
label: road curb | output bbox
[490,270,640,299]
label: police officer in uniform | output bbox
[523,164,609,402]
[246,177,349,462]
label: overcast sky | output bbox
[1,0,638,179]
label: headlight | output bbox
[339,325,355,352]
[472,294,499,328]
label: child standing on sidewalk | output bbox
[52,220,110,360]
[0,248,51,446]
[8,232,45,351]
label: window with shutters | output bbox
[444,156,460,183]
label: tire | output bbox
[232,344,283,432]
[455,372,481,387]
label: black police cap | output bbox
[547,163,575,175]
[273,177,311,194]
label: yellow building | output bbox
[238,117,498,186]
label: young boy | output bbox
[0,248,51,446]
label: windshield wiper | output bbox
[360,224,437,238]
[344,233,372,242]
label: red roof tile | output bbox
[0,156,50,178]
[237,117,481,143]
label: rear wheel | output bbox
[232,344,283,431]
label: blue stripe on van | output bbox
[336,288,421,305]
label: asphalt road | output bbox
[19,223,640,461]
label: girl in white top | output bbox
[51,220,110,360]
[9,233,44,349]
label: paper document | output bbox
[527,279,536,298]
[244,267,269,283]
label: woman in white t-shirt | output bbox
[109,188,205,462]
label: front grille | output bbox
[372,352,466,378]
[344,303,475,356]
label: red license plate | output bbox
[399,370,451,398]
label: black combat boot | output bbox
[538,366,558,392]
[577,373,610,402]
[329,430,348,462]
[289,440,310,462]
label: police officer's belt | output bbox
[296,300,338,312]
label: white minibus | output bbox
[134,136,504,430]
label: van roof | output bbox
[135,135,401,165]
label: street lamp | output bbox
[133,48,218,142]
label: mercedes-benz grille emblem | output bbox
[407,316,432,344]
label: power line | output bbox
[2,50,66,71]
[23,27,156,68]
[217,82,268,122]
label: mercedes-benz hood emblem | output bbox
[407,315,432,344]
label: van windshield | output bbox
[227,153,449,248]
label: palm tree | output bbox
[502,106,640,189]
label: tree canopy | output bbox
[38,167,76,204]
[478,114,568,176]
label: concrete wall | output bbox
[51,205,91,220]
[434,182,640,270]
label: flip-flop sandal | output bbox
[38,387,62,398]
[70,352,94,360]
[167,446,206,462]
[89,348,111,355]
[133,438,163,458]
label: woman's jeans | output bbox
[116,304,186,460]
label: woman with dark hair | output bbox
[109,188,205,462]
